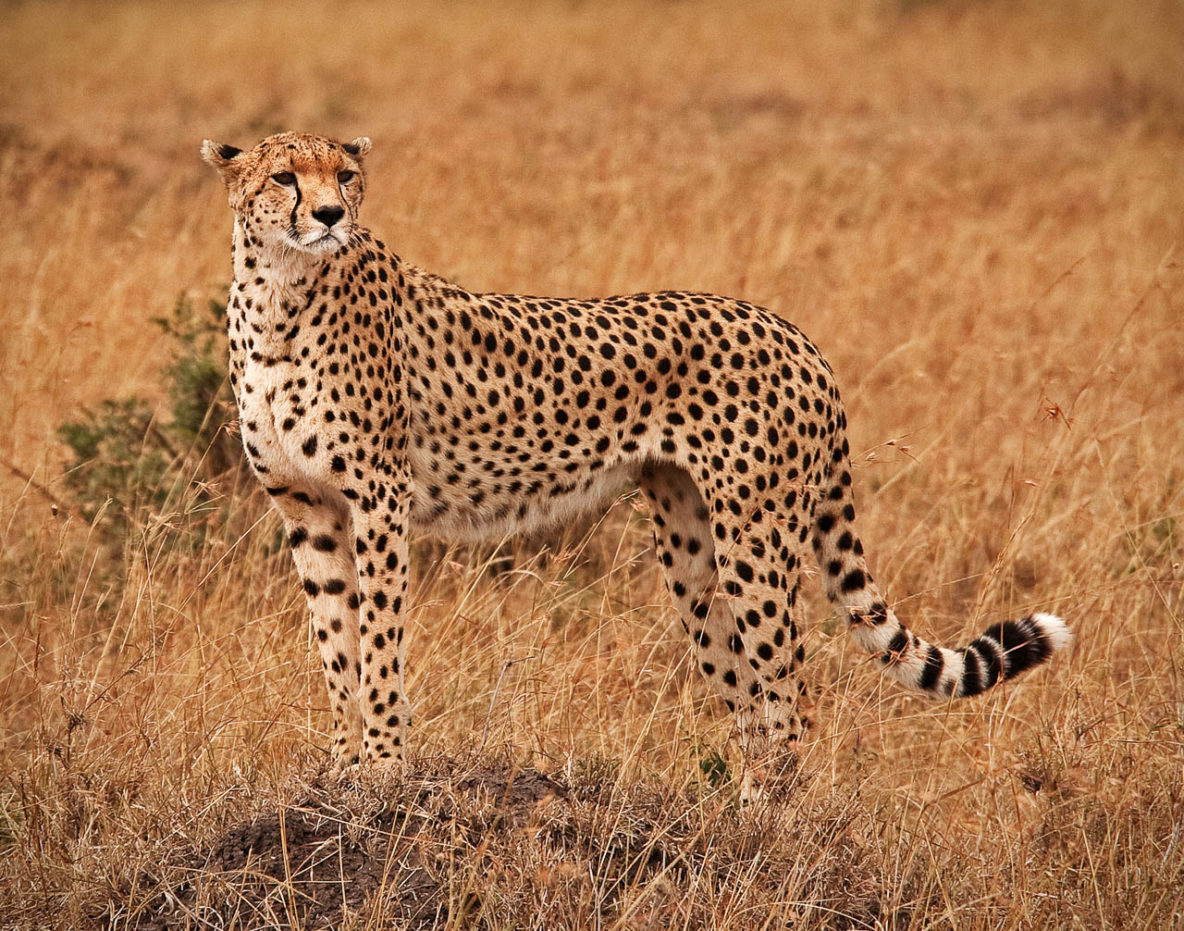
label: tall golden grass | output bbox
[1,0,1182,927]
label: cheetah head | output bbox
[202,132,372,256]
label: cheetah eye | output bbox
[337,170,356,184]
[271,172,296,186]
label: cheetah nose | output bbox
[312,205,345,227]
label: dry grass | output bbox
[1,0,1183,927]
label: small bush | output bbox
[57,293,245,552]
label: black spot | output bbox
[840,570,866,593]
[919,644,944,691]
[864,602,889,625]
[882,629,908,662]
[960,647,984,696]
[968,637,1002,689]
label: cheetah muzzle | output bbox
[203,131,1070,778]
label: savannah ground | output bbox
[1,1,1182,927]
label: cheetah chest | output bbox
[236,358,332,488]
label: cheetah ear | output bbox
[342,136,372,159]
[201,139,246,184]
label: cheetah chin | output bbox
[203,131,1070,775]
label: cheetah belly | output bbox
[406,453,637,543]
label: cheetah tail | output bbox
[810,466,1070,699]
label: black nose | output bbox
[312,205,345,227]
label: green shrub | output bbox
[57,294,245,551]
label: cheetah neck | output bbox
[228,219,329,358]
[232,220,323,302]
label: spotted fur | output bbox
[203,132,1070,770]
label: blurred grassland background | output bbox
[1,0,1182,928]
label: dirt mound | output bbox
[119,763,564,929]
[109,758,877,930]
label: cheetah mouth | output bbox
[287,228,348,254]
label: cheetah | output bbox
[202,131,1070,775]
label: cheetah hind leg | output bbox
[638,464,803,795]
[702,485,816,799]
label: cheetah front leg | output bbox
[346,470,413,767]
[274,492,364,770]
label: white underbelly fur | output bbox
[409,462,637,543]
